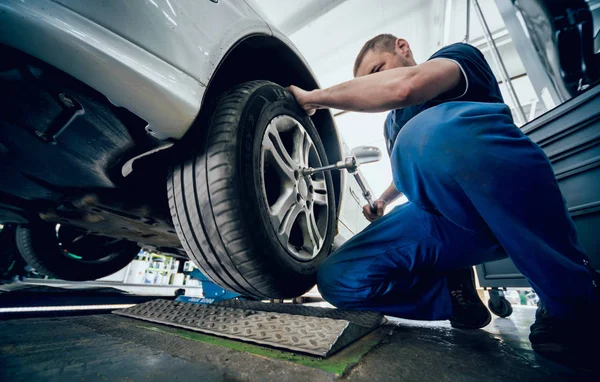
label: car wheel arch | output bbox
[182,34,344,211]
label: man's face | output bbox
[355,47,413,78]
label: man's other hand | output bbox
[287,85,317,116]
[363,199,387,222]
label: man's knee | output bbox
[317,257,350,308]
[317,253,368,309]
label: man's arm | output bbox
[363,182,404,222]
[379,182,403,204]
[289,59,462,114]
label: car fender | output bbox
[0,0,271,140]
[51,0,272,86]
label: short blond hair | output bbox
[353,34,398,77]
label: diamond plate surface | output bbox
[215,300,384,329]
[114,299,383,357]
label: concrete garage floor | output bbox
[0,304,595,381]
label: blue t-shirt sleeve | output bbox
[384,111,395,157]
[428,43,503,104]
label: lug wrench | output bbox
[301,158,376,212]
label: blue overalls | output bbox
[317,43,599,321]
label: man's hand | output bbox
[287,85,318,116]
[363,199,387,222]
[363,183,403,222]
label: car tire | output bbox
[15,222,139,281]
[0,225,27,281]
[169,80,337,299]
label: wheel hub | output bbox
[298,177,309,200]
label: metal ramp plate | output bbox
[114,299,385,357]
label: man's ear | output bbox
[395,38,410,57]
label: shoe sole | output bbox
[532,343,597,370]
[450,313,492,330]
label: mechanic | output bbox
[288,34,600,356]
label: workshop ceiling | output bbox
[253,0,526,89]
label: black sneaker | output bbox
[529,302,598,359]
[448,267,491,329]
[529,304,569,356]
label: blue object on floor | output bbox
[318,101,598,321]
[175,268,240,304]
[175,296,220,305]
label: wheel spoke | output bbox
[279,202,303,242]
[295,130,312,167]
[264,124,297,182]
[306,210,322,252]
[268,189,296,226]
[311,178,328,206]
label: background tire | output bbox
[16,222,139,281]
[169,81,337,299]
[0,225,28,282]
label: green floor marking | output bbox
[137,323,387,376]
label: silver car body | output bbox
[0,0,324,140]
